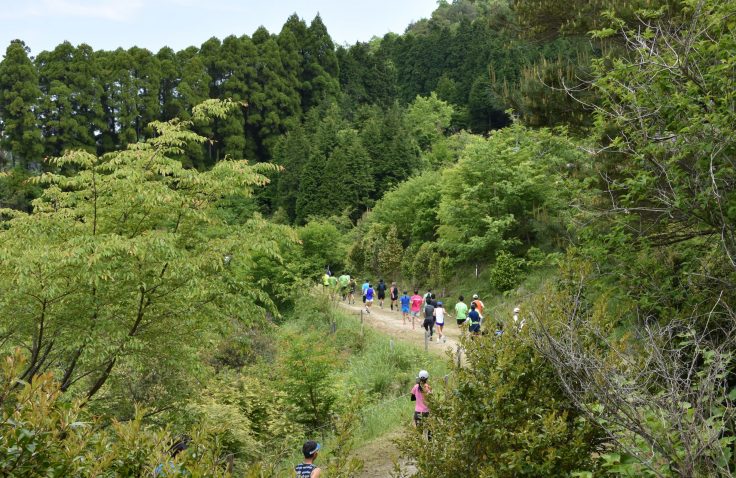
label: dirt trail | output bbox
[338,300,465,477]
[338,300,464,359]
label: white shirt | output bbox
[435,307,445,324]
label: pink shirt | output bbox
[410,295,423,312]
[411,383,429,413]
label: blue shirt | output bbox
[366,287,375,300]
[400,295,411,308]
[468,310,481,325]
[362,282,369,294]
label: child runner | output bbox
[435,301,446,343]
[411,370,431,439]
[467,303,481,337]
[376,279,387,308]
[389,282,399,311]
[423,299,435,341]
[295,440,322,477]
[455,295,468,327]
[400,291,411,326]
[365,283,375,314]
[410,289,423,330]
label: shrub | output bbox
[489,250,525,292]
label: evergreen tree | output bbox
[36,42,104,156]
[271,123,310,221]
[0,40,44,167]
[300,15,340,111]
[322,128,374,220]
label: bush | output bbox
[397,331,600,477]
[489,250,525,292]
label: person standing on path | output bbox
[377,279,387,308]
[295,440,322,477]
[389,282,399,311]
[400,290,411,326]
[423,299,436,341]
[467,303,482,337]
[365,283,375,314]
[435,301,446,343]
[410,290,423,330]
[455,295,469,327]
[411,370,432,439]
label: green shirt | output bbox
[328,276,338,287]
[338,274,350,287]
[455,302,468,320]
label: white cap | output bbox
[472,294,479,299]
[418,370,429,380]
[513,307,520,313]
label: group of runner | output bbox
[323,270,496,339]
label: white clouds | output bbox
[0,0,144,22]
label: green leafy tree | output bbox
[404,93,454,152]
[0,100,292,415]
[378,225,404,279]
[0,40,44,167]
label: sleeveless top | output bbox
[295,463,316,477]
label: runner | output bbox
[435,301,446,343]
[361,280,370,304]
[322,272,330,289]
[423,299,435,341]
[411,370,431,440]
[455,295,469,327]
[348,278,357,305]
[400,290,411,326]
[424,289,433,305]
[467,303,481,337]
[338,273,350,301]
[376,279,387,308]
[409,289,423,330]
[295,440,322,477]
[471,294,485,325]
[365,283,375,314]
[389,282,399,311]
[327,274,338,300]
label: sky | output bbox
[0,0,438,56]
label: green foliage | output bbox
[298,217,350,277]
[0,101,296,416]
[378,225,404,280]
[0,40,44,166]
[438,123,584,264]
[488,250,524,292]
[397,331,599,477]
[404,93,454,152]
[0,167,40,212]
[0,350,230,477]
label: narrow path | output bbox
[338,300,464,358]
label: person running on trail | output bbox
[361,280,370,304]
[424,289,433,305]
[471,294,485,325]
[435,301,446,343]
[376,279,387,308]
[423,299,436,341]
[400,290,411,326]
[295,440,322,477]
[455,295,469,327]
[328,274,338,299]
[365,283,375,314]
[467,302,481,337]
[410,289,423,330]
[338,273,350,301]
[389,282,399,311]
[348,278,357,304]
[322,272,330,289]
[411,370,432,439]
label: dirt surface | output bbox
[338,300,464,477]
[338,301,464,359]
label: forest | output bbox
[1,0,735,476]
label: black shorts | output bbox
[457,319,467,326]
[413,411,429,424]
[377,291,386,300]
